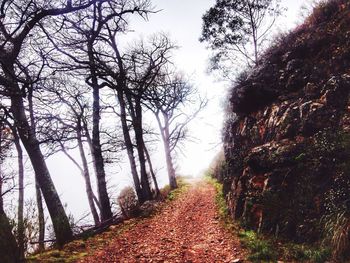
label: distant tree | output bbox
[145,72,207,189]
[200,0,284,77]
[94,33,174,202]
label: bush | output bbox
[323,211,350,260]
[117,186,139,219]
[239,230,278,262]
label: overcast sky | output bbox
[10,0,311,223]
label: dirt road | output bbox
[80,180,245,262]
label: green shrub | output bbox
[239,230,277,262]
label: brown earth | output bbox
[79,180,245,263]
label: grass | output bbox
[239,230,277,262]
[161,176,190,201]
[26,221,138,262]
[205,173,331,263]
[27,178,190,263]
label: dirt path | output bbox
[80,180,245,263]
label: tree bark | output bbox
[76,122,100,225]
[144,145,160,197]
[13,128,24,260]
[133,100,152,200]
[10,93,72,246]
[35,182,45,252]
[87,42,112,221]
[28,86,45,251]
[157,113,177,189]
[116,90,144,202]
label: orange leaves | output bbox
[79,181,246,263]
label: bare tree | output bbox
[40,0,154,215]
[145,72,207,189]
[0,0,117,245]
[95,34,175,200]
[39,81,102,226]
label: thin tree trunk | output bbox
[11,93,72,247]
[24,82,71,246]
[59,141,100,225]
[156,113,177,189]
[81,122,101,213]
[125,91,153,200]
[35,182,45,252]
[127,96,152,201]
[144,145,160,197]
[77,123,100,225]
[0,179,20,263]
[13,128,25,260]
[87,43,112,221]
[116,90,144,202]
[28,87,45,251]
[134,117,152,200]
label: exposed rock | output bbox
[220,0,350,243]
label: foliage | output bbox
[306,0,345,26]
[205,175,229,218]
[279,242,330,263]
[117,187,140,219]
[321,132,350,260]
[238,230,277,262]
[200,0,284,77]
[227,0,350,114]
[322,211,350,260]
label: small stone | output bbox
[232,258,242,263]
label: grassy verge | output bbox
[206,174,331,263]
[27,177,189,263]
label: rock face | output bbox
[221,1,350,242]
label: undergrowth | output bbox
[27,178,189,262]
[206,173,331,262]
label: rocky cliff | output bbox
[221,0,350,244]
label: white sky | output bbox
[6,0,311,223]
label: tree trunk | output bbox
[10,93,72,246]
[81,122,101,213]
[35,182,45,252]
[28,86,45,251]
[144,145,160,197]
[133,103,152,201]
[77,123,100,225]
[157,113,177,189]
[13,129,24,260]
[0,173,20,263]
[87,42,112,221]
[116,90,144,202]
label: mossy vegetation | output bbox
[207,171,332,262]
[166,176,190,201]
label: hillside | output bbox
[218,0,350,260]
